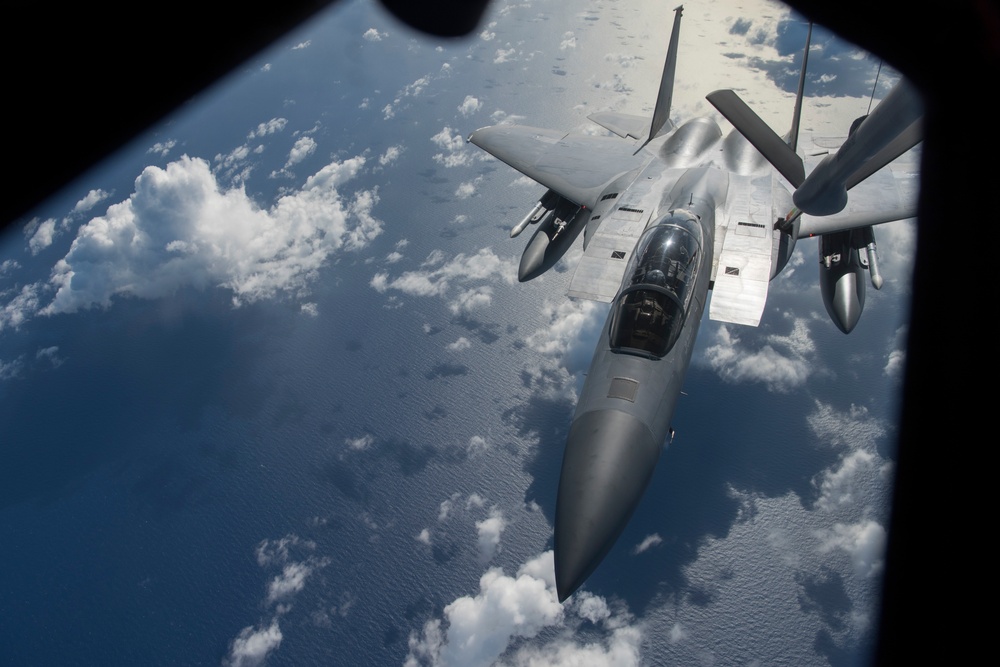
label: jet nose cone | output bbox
[554,409,661,601]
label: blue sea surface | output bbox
[1,1,905,665]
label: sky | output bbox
[0,0,916,665]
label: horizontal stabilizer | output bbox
[587,112,655,140]
[707,89,805,187]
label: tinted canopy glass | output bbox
[610,211,703,358]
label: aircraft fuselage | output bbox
[554,166,721,601]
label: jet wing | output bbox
[468,125,645,209]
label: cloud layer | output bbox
[35,154,381,316]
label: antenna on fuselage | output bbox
[634,5,684,156]
[867,59,884,114]
[787,21,813,153]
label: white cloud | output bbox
[266,561,313,604]
[35,346,63,368]
[526,299,602,357]
[255,535,316,567]
[494,47,518,64]
[817,520,886,577]
[0,283,41,332]
[371,247,515,301]
[300,302,318,317]
[458,95,482,117]
[404,76,430,97]
[465,493,485,510]
[0,357,23,380]
[405,552,563,667]
[417,529,432,544]
[455,177,482,199]
[148,140,177,157]
[363,28,386,42]
[573,592,610,623]
[448,286,493,315]
[385,251,403,264]
[446,337,471,351]
[479,29,496,41]
[501,626,642,666]
[559,31,576,49]
[438,494,459,522]
[807,401,886,451]
[814,449,875,512]
[430,126,472,168]
[292,40,310,50]
[40,154,380,315]
[71,189,110,214]
[884,325,907,379]
[632,533,663,554]
[405,551,641,667]
[702,320,815,392]
[284,136,317,168]
[224,621,283,667]
[382,104,395,120]
[27,218,58,254]
[215,144,251,172]
[467,435,488,454]
[476,507,507,563]
[379,144,403,166]
[345,434,374,450]
[248,117,288,139]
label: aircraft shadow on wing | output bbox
[467,6,921,602]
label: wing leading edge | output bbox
[467,125,645,209]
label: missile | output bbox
[866,241,883,290]
[510,202,544,237]
[511,190,561,238]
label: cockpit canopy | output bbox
[609,211,704,358]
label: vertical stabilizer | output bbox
[787,22,813,152]
[634,5,684,154]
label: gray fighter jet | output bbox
[468,6,920,602]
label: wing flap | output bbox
[468,125,644,208]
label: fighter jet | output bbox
[468,6,920,602]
